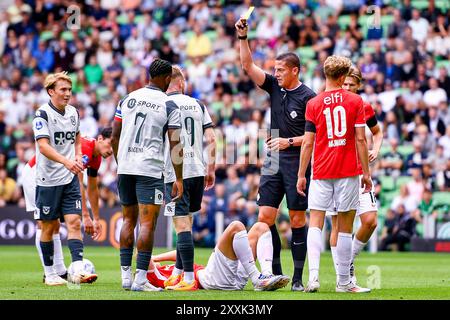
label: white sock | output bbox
[52,234,66,275]
[35,229,45,270]
[330,246,338,276]
[337,232,353,285]
[184,271,194,283]
[121,266,132,279]
[44,265,55,277]
[256,231,273,275]
[352,237,367,263]
[135,269,148,284]
[232,230,260,285]
[171,267,183,277]
[307,227,322,282]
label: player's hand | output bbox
[361,174,372,194]
[266,137,289,151]
[368,150,378,163]
[83,215,94,235]
[92,218,102,241]
[235,18,248,37]
[65,158,83,174]
[204,171,215,191]
[171,179,183,202]
[297,176,307,197]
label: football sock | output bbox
[40,240,54,276]
[256,231,273,275]
[232,230,260,285]
[52,234,66,275]
[175,240,183,270]
[337,232,353,285]
[307,227,322,282]
[352,236,367,263]
[291,226,307,283]
[269,224,282,275]
[135,251,152,284]
[67,239,83,262]
[135,269,148,285]
[330,246,339,275]
[120,247,133,267]
[35,229,45,269]
[177,231,194,274]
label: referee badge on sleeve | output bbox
[290,111,298,119]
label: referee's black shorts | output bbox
[257,151,310,211]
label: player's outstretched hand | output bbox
[92,218,102,241]
[235,18,248,37]
[361,174,372,193]
[65,158,83,174]
[83,215,94,236]
[297,176,307,197]
[172,179,184,202]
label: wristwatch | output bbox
[288,138,294,147]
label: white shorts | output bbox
[326,175,378,216]
[308,176,359,213]
[197,248,248,290]
[22,164,36,212]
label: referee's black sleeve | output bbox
[305,120,316,133]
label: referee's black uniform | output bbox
[257,73,316,211]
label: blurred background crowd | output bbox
[0,0,449,250]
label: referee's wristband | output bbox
[238,35,247,40]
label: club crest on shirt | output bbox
[290,111,297,119]
[35,121,43,130]
[43,206,51,215]
[70,115,76,126]
[155,189,163,205]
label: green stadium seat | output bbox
[379,175,395,191]
[436,60,450,70]
[116,14,128,25]
[297,46,315,60]
[396,176,412,188]
[338,15,351,30]
[411,0,430,10]
[205,30,218,41]
[61,31,74,41]
[436,0,450,12]
[39,31,54,41]
[380,145,391,156]
[397,144,414,158]
[433,192,450,207]
[247,30,257,40]
[134,15,144,24]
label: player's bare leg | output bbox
[289,209,307,291]
[120,204,138,289]
[258,206,282,274]
[65,213,97,284]
[131,204,163,292]
[305,210,325,292]
[335,210,370,293]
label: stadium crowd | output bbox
[0,0,449,250]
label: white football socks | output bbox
[52,234,67,275]
[307,227,322,282]
[337,232,353,285]
[232,230,260,284]
[352,237,367,263]
[256,231,273,275]
[35,229,45,269]
[330,246,338,276]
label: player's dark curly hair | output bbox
[149,58,172,79]
[99,127,112,139]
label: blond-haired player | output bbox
[328,66,383,285]
[297,56,372,293]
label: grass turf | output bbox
[0,246,449,300]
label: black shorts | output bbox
[165,176,204,216]
[34,175,82,221]
[118,174,164,206]
[257,151,311,211]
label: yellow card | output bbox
[241,6,254,20]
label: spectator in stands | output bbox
[192,200,216,248]
[391,184,418,214]
[380,204,417,251]
[0,168,17,207]
[405,139,428,170]
[423,78,448,108]
[407,165,425,200]
[380,138,403,178]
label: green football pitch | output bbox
[0,246,449,300]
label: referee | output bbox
[236,17,316,291]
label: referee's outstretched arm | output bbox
[235,17,265,87]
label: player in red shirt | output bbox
[296,56,372,293]
[22,127,113,282]
[328,66,383,286]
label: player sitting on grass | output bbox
[22,128,113,284]
[147,221,290,291]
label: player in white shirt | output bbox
[162,66,216,291]
[32,72,97,286]
[112,59,183,292]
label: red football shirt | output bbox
[306,89,365,180]
[28,136,102,172]
[146,263,205,288]
[356,101,377,174]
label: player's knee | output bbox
[289,212,306,228]
[252,221,269,234]
[364,215,378,232]
[68,218,81,232]
[229,221,245,233]
[258,212,275,226]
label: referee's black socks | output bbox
[291,226,307,283]
[269,224,283,275]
